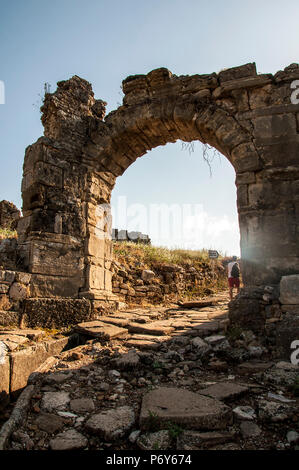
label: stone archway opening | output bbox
[110,139,240,258]
[17,62,299,341]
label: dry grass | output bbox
[0,228,17,240]
[113,241,225,269]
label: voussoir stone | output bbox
[140,387,232,430]
[85,406,135,440]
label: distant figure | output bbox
[227,256,240,300]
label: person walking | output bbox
[227,256,240,300]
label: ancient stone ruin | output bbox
[0,62,299,352]
[0,201,20,231]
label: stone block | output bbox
[10,343,49,393]
[219,63,257,83]
[29,239,84,277]
[0,284,9,294]
[140,387,232,430]
[253,114,297,140]
[237,185,248,208]
[34,161,63,188]
[29,273,83,298]
[86,264,105,290]
[5,271,15,283]
[257,136,299,167]
[280,275,299,304]
[9,282,29,301]
[44,337,70,356]
[231,142,262,172]
[23,298,92,328]
[236,172,256,185]
[15,272,31,285]
[0,355,10,409]
[85,233,105,258]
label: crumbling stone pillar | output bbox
[17,77,116,304]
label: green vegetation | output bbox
[166,421,184,439]
[145,410,161,432]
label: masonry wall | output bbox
[9,62,299,332]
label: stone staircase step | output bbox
[127,321,175,336]
[123,338,162,351]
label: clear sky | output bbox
[1,0,298,255]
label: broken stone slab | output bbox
[186,322,221,337]
[127,321,175,336]
[169,320,193,329]
[123,338,162,351]
[70,398,95,414]
[74,321,128,340]
[94,316,129,328]
[85,406,135,440]
[0,334,29,351]
[139,387,232,431]
[44,371,73,385]
[236,361,273,375]
[177,299,221,309]
[36,413,65,433]
[176,430,234,450]
[41,391,70,412]
[49,429,88,450]
[111,350,141,370]
[199,382,249,401]
[0,329,45,340]
[10,337,70,393]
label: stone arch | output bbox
[17,62,299,322]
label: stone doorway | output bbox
[17,63,299,325]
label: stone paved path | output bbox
[2,292,299,451]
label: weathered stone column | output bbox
[17,76,116,305]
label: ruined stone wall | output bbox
[0,201,20,230]
[10,62,299,332]
[111,259,225,305]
